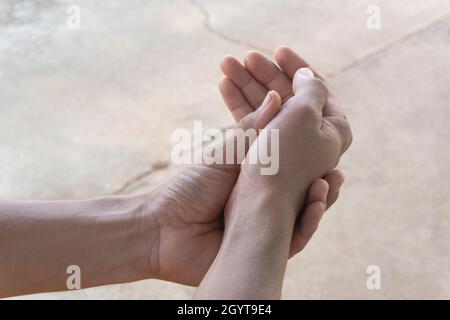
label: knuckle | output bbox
[298,99,316,112]
[301,104,320,119]
[307,78,329,96]
[300,106,321,125]
[288,96,321,120]
[337,118,353,152]
[327,117,353,153]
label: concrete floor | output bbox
[1,0,449,299]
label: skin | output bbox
[219,46,345,209]
[195,54,352,299]
[0,47,343,297]
[218,46,347,256]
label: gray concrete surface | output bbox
[1,0,449,299]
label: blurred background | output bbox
[0,0,449,299]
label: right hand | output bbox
[219,47,350,253]
[225,67,352,236]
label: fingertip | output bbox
[273,45,291,59]
[220,55,239,75]
[336,171,345,187]
[319,179,330,203]
[315,178,330,194]
[244,50,262,62]
[326,170,345,189]
[295,67,315,78]
[292,71,328,110]
[220,54,235,65]
[254,90,282,128]
[268,90,282,108]
[307,178,329,205]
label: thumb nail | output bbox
[296,67,314,78]
[260,91,272,109]
[255,91,280,129]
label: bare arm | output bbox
[0,193,158,297]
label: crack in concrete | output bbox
[112,125,233,194]
[112,161,169,195]
[189,0,272,55]
[113,7,449,195]
[190,0,448,79]
[327,13,450,79]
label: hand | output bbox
[219,46,345,211]
[219,46,347,254]
[226,66,352,236]
[151,50,346,285]
[194,64,352,299]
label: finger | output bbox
[291,68,328,114]
[290,179,329,256]
[322,170,345,209]
[304,177,329,205]
[225,90,282,165]
[206,91,281,170]
[254,90,282,129]
[219,77,254,122]
[243,51,293,103]
[220,55,268,108]
[274,46,324,80]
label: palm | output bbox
[155,165,237,285]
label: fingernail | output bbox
[261,91,272,108]
[296,67,314,77]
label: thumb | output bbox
[203,90,281,170]
[291,67,328,114]
[239,90,282,131]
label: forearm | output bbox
[0,193,158,297]
[194,191,298,299]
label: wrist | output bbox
[223,189,297,256]
[197,190,295,299]
[87,191,161,284]
[129,189,162,281]
[225,187,298,235]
